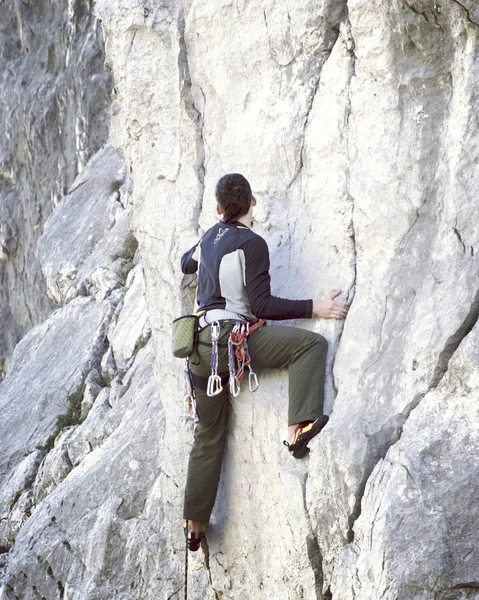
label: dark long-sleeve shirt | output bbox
[181,220,312,321]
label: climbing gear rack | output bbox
[228,319,265,396]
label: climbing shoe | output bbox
[283,415,329,458]
[184,522,206,552]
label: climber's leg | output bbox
[183,322,233,524]
[248,325,328,425]
[183,384,229,523]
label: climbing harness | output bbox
[183,357,199,423]
[227,319,265,396]
[207,321,223,396]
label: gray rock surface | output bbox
[0,294,114,546]
[0,147,163,599]
[1,1,479,599]
[331,321,479,599]
[95,0,479,597]
[38,144,135,306]
[0,0,112,378]
[3,343,164,600]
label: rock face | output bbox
[0,0,112,378]
[1,1,479,600]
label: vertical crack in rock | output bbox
[329,18,357,387]
[200,537,221,599]
[449,0,479,28]
[177,9,205,229]
[344,15,358,309]
[306,533,326,599]
[345,286,479,544]
[303,473,329,599]
[452,224,466,254]
[287,0,348,189]
[429,286,479,388]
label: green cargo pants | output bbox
[183,321,328,523]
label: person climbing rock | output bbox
[181,173,349,551]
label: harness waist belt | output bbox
[198,309,246,328]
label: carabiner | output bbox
[211,321,221,342]
[207,374,223,397]
[229,375,241,398]
[249,368,259,392]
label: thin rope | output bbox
[184,520,188,600]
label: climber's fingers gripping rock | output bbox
[313,289,350,320]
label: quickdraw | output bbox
[183,357,199,422]
[207,321,223,397]
[228,319,265,395]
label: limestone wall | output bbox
[1,1,479,599]
[0,0,112,378]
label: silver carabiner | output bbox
[207,374,223,397]
[211,320,221,342]
[229,375,241,398]
[249,368,259,392]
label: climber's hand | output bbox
[313,289,349,320]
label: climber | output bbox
[181,173,349,551]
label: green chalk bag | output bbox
[172,314,199,358]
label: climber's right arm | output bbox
[181,243,199,274]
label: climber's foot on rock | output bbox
[283,415,329,458]
[184,520,207,552]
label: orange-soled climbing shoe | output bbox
[283,415,329,458]
[184,522,206,552]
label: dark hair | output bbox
[215,173,252,222]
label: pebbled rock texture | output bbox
[0,0,479,599]
[0,0,112,378]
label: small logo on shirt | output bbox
[214,227,229,244]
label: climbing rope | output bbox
[184,520,189,600]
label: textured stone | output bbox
[95,0,479,597]
[3,344,166,600]
[38,145,135,306]
[331,321,479,599]
[1,0,479,599]
[108,265,151,372]
[0,295,113,546]
[0,0,112,377]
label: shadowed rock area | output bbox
[1,0,479,599]
[0,0,112,379]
